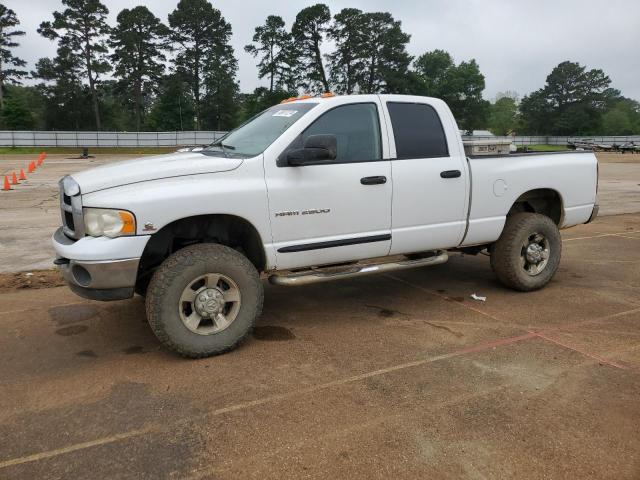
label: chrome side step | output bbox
[268,251,448,286]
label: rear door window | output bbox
[386,102,449,159]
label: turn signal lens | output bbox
[119,211,136,235]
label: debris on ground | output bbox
[0,269,64,292]
[470,293,487,302]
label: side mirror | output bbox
[287,134,337,166]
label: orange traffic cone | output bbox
[18,169,26,181]
[37,153,44,166]
[28,161,35,173]
[3,175,10,191]
[11,172,18,184]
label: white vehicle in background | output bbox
[53,94,599,358]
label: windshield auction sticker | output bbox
[272,110,298,117]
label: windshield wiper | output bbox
[211,141,235,150]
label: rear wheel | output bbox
[490,212,561,291]
[145,243,263,358]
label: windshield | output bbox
[204,103,318,157]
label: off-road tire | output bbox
[490,212,561,292]
[145,243,263,358]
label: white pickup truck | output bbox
[53,94,599,358]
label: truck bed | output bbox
[461,150,598,246]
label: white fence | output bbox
[0,131,226,147]
[461,135,640,146]
[0,130,638,148]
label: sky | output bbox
[5,0,640,101]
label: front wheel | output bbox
[145,243,263,358]
[490,212,562,292]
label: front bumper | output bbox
[52,227,144,301]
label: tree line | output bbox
[0,1,638,135]
[488,62,640,136]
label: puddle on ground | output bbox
[252,326,295,341]
[366,304,409,318]
[49,304,99,325]
[123,345,146,355]
[55,325,88,336]
[76,349,98,358]
[445,296,465,303]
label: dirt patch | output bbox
[0,269,64,293]
[49,304,99,325]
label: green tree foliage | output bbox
[519,61,620,135]
[412,50,489,132]
[245,15,297,93]
[326,8,365,94]
[33,46,94,130]
[201,45,240,131]
[238,87,294,123]
[327,9,411,94]
[5,2,640,136]
[0,85,44,129]
[488,92,519,135]
[0,5,27,110]
[292,4,331,93]
[601,98,640,135]
[38,0,111,130]
[168,0,238,130]
[147,74,195,131]
[110,6,170,130]
[357,12,412,94]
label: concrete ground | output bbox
[0,154,142,272]
[0,151,639,479]
[1,151,639,272]
[0,213,639,479]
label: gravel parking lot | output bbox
[0,152,639,479]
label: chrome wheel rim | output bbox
[179,273,241,335]
[521,233,550,276]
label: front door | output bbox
[264,100,392,270]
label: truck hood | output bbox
[71,152,243,194]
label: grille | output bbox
[59,178,84,240]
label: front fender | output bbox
[80,158,277,268]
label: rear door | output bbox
[381,97,469,254]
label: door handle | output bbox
[440,170,461,179]
[361,176,387,185]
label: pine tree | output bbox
[357,12,411,94]
[292,4,331,93]
[0,5,27,110]
[245,15,298,93]
[38,0,111,130]
[168,0,238,130]
[110,6,170,130]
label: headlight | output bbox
[84,208,136,238]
